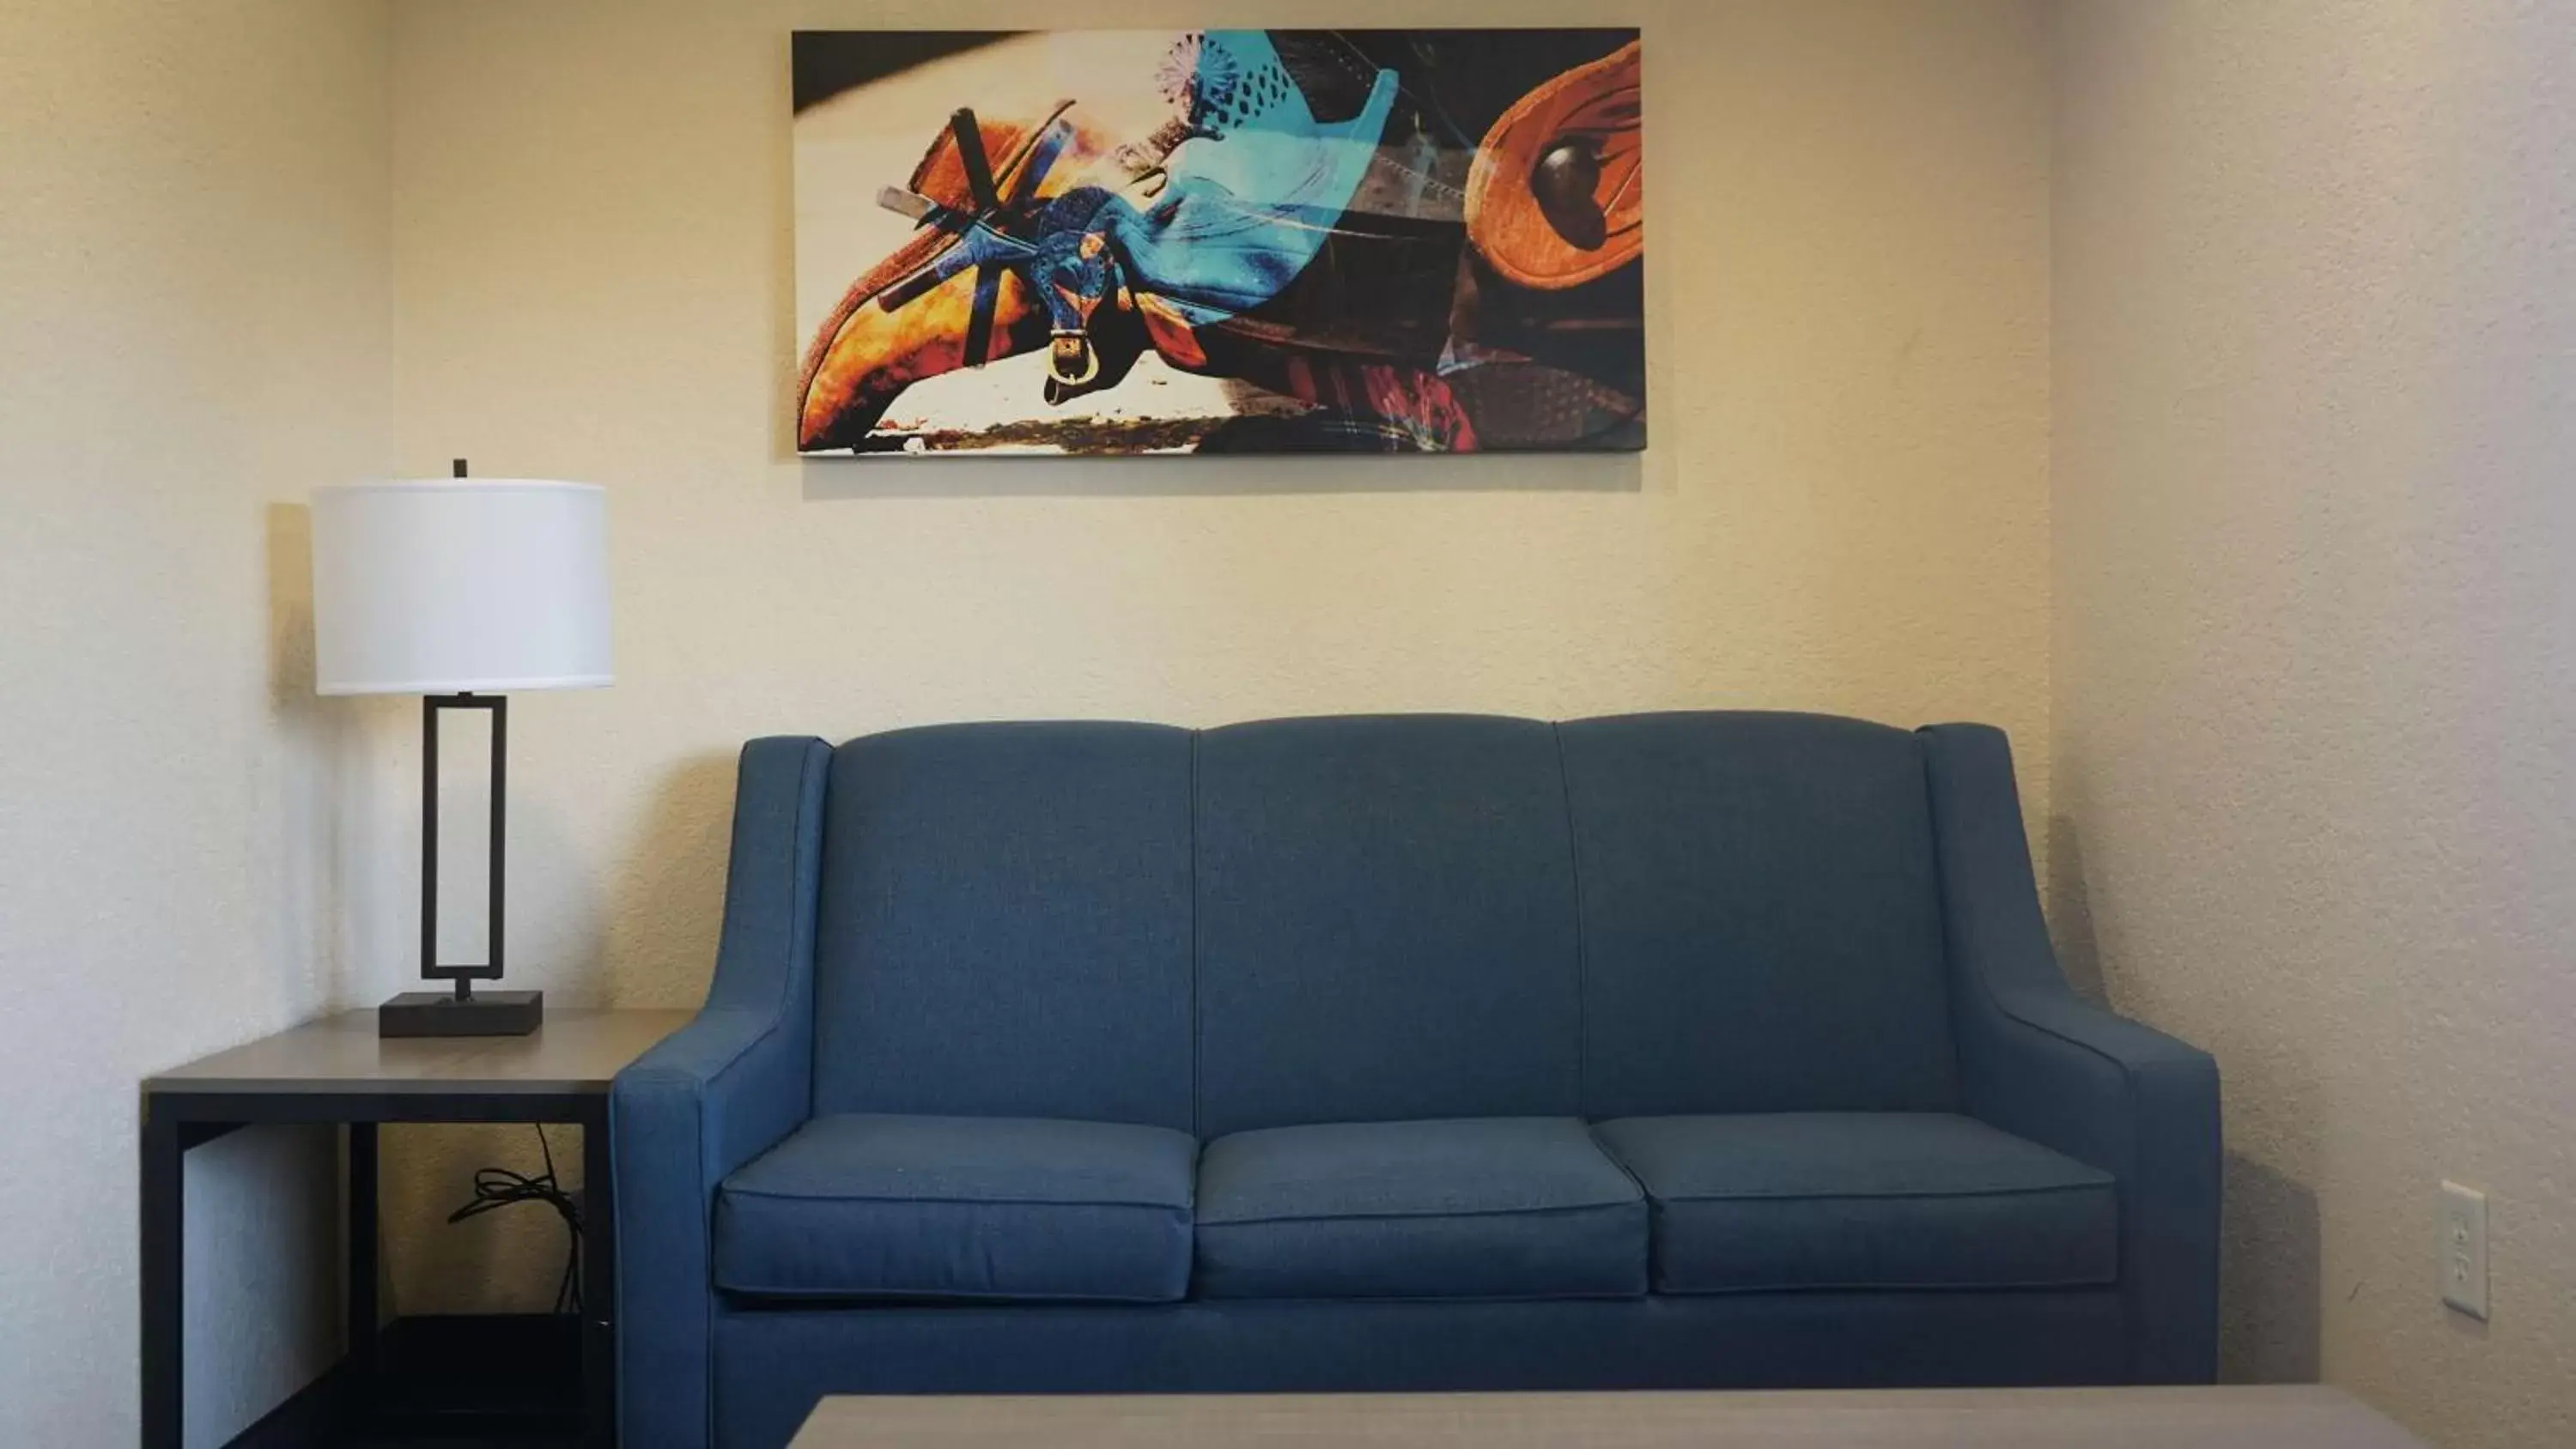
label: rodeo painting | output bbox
[793,29,1645,457]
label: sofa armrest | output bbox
[611,736,832,1449]
[1920,724,2221,1385]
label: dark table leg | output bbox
[139,1103,183,1449]
[581,1106,617,1447]
[348,1121,380,1414]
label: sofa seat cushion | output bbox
[1194,1117,1647,1300]
[1593,1113,2118,1294]
[715,1113,1197,1302]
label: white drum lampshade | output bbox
[312,480,613,696]
[309,476,611,1039]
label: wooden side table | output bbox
[141,1007,688,1448]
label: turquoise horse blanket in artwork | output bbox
[901,31,1400,343]
[1112,30,1401,324]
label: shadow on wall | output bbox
[2045,814,2324,1385]
[2220,1153,2324,1385]
[381,1119,585,1317]
[796,446,1646,501]
[2044,814,2111,1006]
[602,749,742,1009]
[266,502,345,1010]
[265,502,318,708]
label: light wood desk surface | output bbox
[793,1386,2426,1448]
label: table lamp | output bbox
[311,465,612,1038]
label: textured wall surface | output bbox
[0,0,2055,1428]
[2051,4,2576,1446]
[0,1,392,1443]
[369,0,2055,1311]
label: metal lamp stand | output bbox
[378,691,544,1037]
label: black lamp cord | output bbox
[446,1125,583,1315]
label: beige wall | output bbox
[0,0,2056,1430]
[2051,4,2576,1446]
[15,2,2576,1441]
[0,1,393,1444]
[372,0,2056,1310]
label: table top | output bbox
[792,1387,2426,1448]
[144,1007,691,1097]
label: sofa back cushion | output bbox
[812,722,1196,1131]
[1560,712,1959,1118]
[807,712,1959,1137]
[1193,716,1584,1137]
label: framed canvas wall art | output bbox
[793,28,1644,458]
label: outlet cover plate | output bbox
[2441,1179,2489,1320]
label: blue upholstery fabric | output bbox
[1558,712,1959,1118]
[613,712,2224,1448]
[1194,1118,1645,1300]
[611,737,831,1449]
[1193,716,1583,1136]
[812,723,1194,1131]
[714,1114,1196,1302]
[1921,723,2222,1383]
[713,1292,2130,1449]
[1593,1113,2117,1294]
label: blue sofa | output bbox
[612,712,2219,1448]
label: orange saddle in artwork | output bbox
[1465,39,1644,291]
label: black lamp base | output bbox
[379,989,544,1039]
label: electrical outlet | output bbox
[2440,1180,2488,1320]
